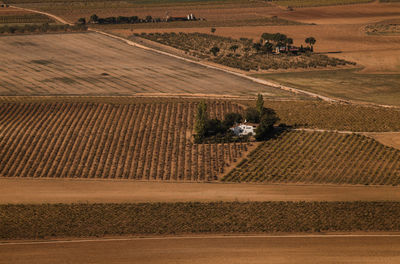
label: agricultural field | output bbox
[2,235,399,264]
[0,32,292,98]
[0,9,53,24]
[365,19,400,35]
[124,2,400,76]
[271,0,374,7]
[138,32,354,72]
[254,69,400,106]
[2,201,400,239]
[1,99,400,183]
[0,101,252,181]
[255,100,400,132]
[2,0,400,262]
[224,130,400,185]
[3,179,400,204]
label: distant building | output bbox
[166,13,197,22]
[230,122,257,136]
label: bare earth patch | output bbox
[1,178,400,203]
[366,132,400,150]
[0,32,290,97]
[1,235,400,264]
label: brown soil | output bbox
[1,235,400,264]
[0,7,31,15]
[0,102,252,181]
[366,132,400,150]
[1,178,400,203]
[105,2,400,74]
[126,22,400,74]
[0,32,290,97]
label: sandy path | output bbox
[9,5,73,25]
[1,235,400,264]
[1,178,400,203]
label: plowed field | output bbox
[0,32,290,98]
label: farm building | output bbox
[230,122,257,136]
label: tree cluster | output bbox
[194,101,243,143]
[194,95,279,143]
[85,14,152,25]
[244,94,279,141]
[255,32,316,54]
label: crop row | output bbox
[0,101,247,181]
[223,130,400,185]
[0,13,53,24]
[250,100,400,132]
[2,201,400,239]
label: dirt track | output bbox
[1,235,400,264]
[1,178,400,203]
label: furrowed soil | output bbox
[1,236,400,264]
[0,32,290,97]
[2,179,400,203]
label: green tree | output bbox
[252,43,262,52]
[77,17,86,25]
[229,44,239,53]
[89,14,98,23]
[194,101,208,141]
[245,107,260,123]
[211,27,216,34]
[305,37,316,51]
[145,15,153,22]
[223,112,243,128]
[210,46,220,56]
[255,108,279,141]
[256,93,264,116]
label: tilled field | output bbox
[0,32,290,98]
[224,130,400,185]
[0,101,250,181]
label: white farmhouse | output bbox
[230,122,257,136]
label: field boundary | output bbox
[9,5,72,25]
[115,33,400,109]
[6,5,400,109]
[3,233,400,245]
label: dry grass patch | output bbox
[254,69,400,106]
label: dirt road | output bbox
[1,178,400,203]
[1,235,400,264]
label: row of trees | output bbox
[208,33,317,57]
[255,33,316,54]
[194,95,279,142]
[77,14,160,25]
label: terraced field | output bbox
[223,130,400,185]
[0,101,250,181]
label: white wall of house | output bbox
[230,124,255,136]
